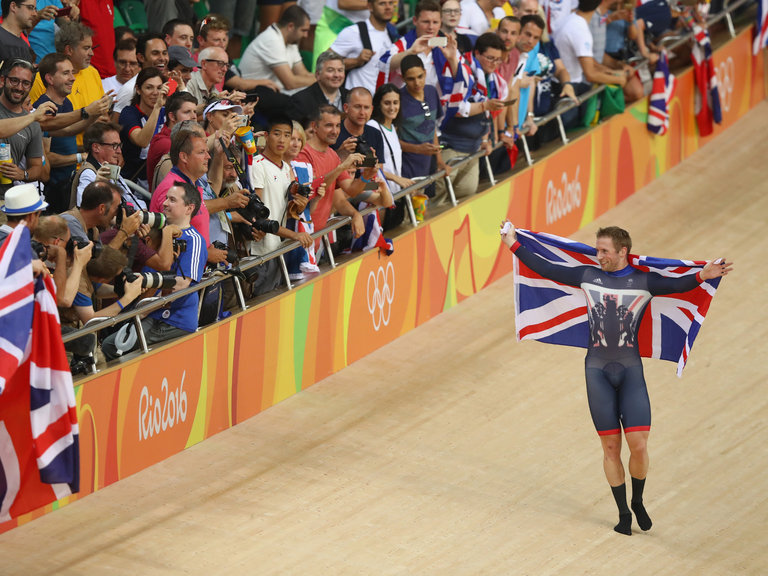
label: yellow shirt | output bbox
[30,66,105,147]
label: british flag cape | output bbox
[512,230,722,377]
[0,225,79,523]
[647,50,677,136]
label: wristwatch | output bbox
[81,107,90,120]
[23,169,28,181]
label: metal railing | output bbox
[63,0,757,371]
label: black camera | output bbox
[355,135,373,157]
[212,240,238,264]
[66,237,103,259]
[236,193,280,235]
[287,180,312,199]
[113,267,177,298]
[31,239,48,261]
[173,237,187,254]
[116,201,166,229]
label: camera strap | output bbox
[125,234,140,269]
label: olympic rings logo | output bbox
[715,57,734,113]
[367,262,395,331]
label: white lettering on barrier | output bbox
[138,371,188,441]
[715,57,734,113]
[545,165,582,225]
[367,262,395,331]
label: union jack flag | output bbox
[512,230,722,376]
[0,226,79,519]
[647,50,677,136]
[755,0,768,55]
[690,24,722,137]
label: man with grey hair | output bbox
[184,46,229,105]
[290,50,348,124]
[149,120,229,265]
[29,21,106,119]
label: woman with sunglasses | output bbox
[397,55,450,185]
[119,67,168,189]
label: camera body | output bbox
[236,193,280,235]
[287,180,312,199]
[212,240,238,264]
[173,237,187,254]
[66,237,103,259]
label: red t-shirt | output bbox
[294,143,351,231]
[150,170,211,246]
[79,0,116,78]
[147,124,171,188]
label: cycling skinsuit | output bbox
[511,241,702,435]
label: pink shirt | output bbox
[150,170,211,246]
[294,144,351,231]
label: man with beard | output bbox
[0,60,45,198]
[0,0,37,63]
[331,0,399,95]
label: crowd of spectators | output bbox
[0,0,696,373]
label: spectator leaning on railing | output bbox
[101,181,208,361]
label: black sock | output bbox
[611,484,632,535]
[631,477,653,531]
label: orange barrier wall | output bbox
[2,29,763,533]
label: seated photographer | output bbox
[57,245,143,367]
[101,182,208,360]
[71,121,148,210]
[33,214,93,308]
[246,115,313,295]
[151,121,224,263]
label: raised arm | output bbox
[501,221,588,288]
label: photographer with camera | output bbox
[332,87,385,164]
[101,182,208,360]
[150,121,232,266]
[246,115,313,295]
[33,214,94,308]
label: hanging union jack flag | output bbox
[647,50,677,136]
[755,0,768,55]
[0,225,79,524]
[511,230,722,377]
[691,23,722,137]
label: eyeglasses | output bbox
[116,59,139,68]
[480,53,502,64]
[97,142,123,150]
[203,59,228,68]
[18,3,37,10]
[420,100,431,118]
[5,76,32,89]
[442,8,461,15]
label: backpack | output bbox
[357,21,399,52]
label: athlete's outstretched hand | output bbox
[700,258,734,281]
[500,219,517,248]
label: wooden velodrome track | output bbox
[2,103,767,576]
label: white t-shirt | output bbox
[239,25,304,95]
[332,19,394,94]
[112,74,137,116]
[554,12,593,84]
[102,75,124,95]
[459,0,491,36]
[248,154,294,255]
[367,119,403,196]
[326,0,369,23]
[542,0,579,38]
